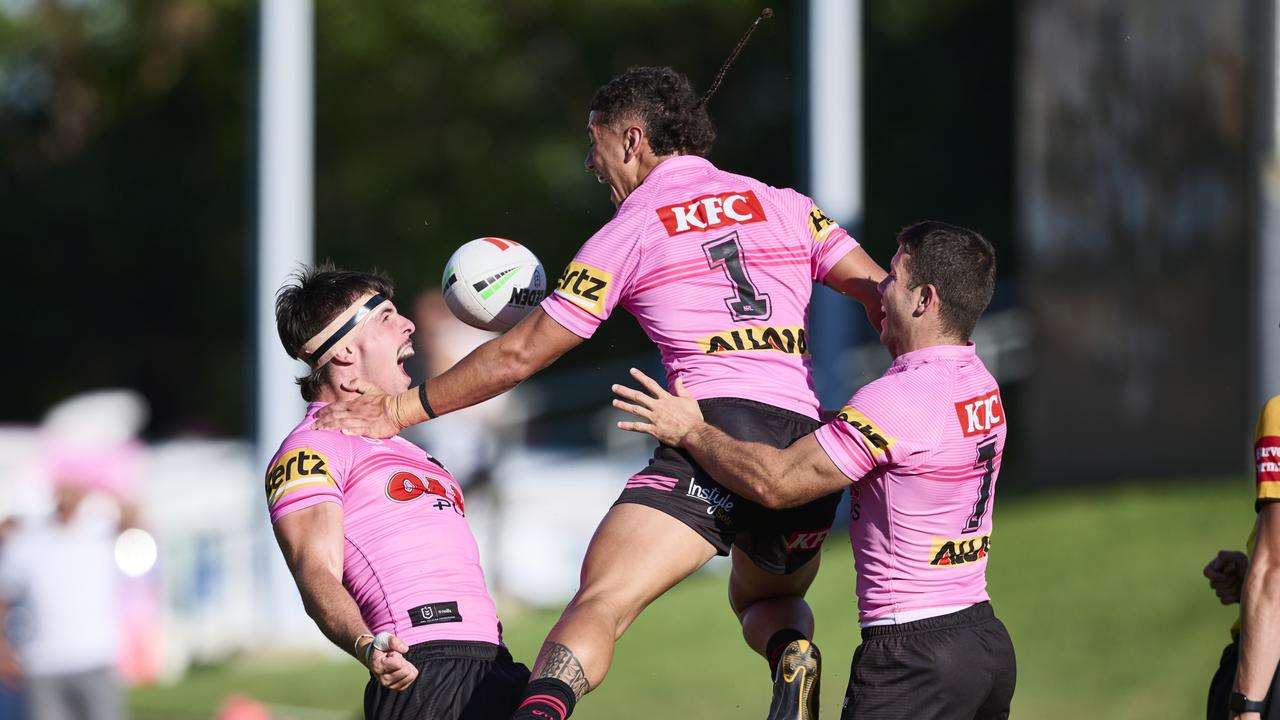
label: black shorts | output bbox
[841,603,1016,720]
[363,640,530,720]
[1207,639,1280,719]
[615,397,840,575]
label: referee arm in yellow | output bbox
[1234,502,1280,718]
[273,504,417,690]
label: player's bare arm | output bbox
[824,246,888,333]
[314,307,583,438]
[1235,502,1280,718]
[612,368,849,509]
[273,503,418,691]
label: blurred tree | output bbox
[2,0,251,435]
[2,0,1013,438]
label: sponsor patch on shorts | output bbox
[408,601,463,627]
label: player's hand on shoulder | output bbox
[363,632,418,691]
[1203,549,1249,604]
[612,368,704,447]
[313,379,401,439]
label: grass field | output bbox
[131,477,1256,719]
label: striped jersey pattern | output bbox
[265,403,501,645]
[540,155,860,420]
[813,344,1005,622]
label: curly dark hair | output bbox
[589,66,716,157]
[275,262,394,401]
[896,221,996,341]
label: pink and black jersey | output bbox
[266,403,501,645]
[540,155,860,420]
[813,344,1005,623]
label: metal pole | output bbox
[1257,0,1280,407]
[807,0,863,407]
[255,0,313,637]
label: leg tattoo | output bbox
[531,641,591,699]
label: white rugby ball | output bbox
[442,238,547,331]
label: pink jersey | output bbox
[541,155,859,419]
[813,344,1005,622]
[266,403,501,645]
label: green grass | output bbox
[131,477,1256,719]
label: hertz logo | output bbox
[554,261,612,316]
[266,448,335,506]
[929,535,991,567]
[699,326,809,356]
[834,406,895,456]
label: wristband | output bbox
[418,383,438,419]
[1229,691,1267,714]
[353,632,373,657]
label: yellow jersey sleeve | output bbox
[1255,395,1280,508]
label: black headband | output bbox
[307,293,387,367]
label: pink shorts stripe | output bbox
[626,474,678,491]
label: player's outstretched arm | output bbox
[314,307,584,438]
[824,246,887,333]
[273,504,418,691]
[613,368,849,509]
[1235,503,1280,717]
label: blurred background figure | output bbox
[0,391,151,720]
[408,288,515,493]
[0,517,22,720]
[408,288,528,590]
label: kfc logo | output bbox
[954,390,1005,438]
[656,191,767,236]
[785,530,830,552]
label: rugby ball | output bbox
[442,238,547,331]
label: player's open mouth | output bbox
[397,344,415,377]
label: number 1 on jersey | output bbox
[703,231,772,322]
[962,439,998,533]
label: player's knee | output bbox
[728,588,808,619]
[565,589,641,637]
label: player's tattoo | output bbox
[531,640,591,698]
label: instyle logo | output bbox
[687,478,735,516]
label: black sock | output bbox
[766,628,807,676]
[512,677,577,720]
